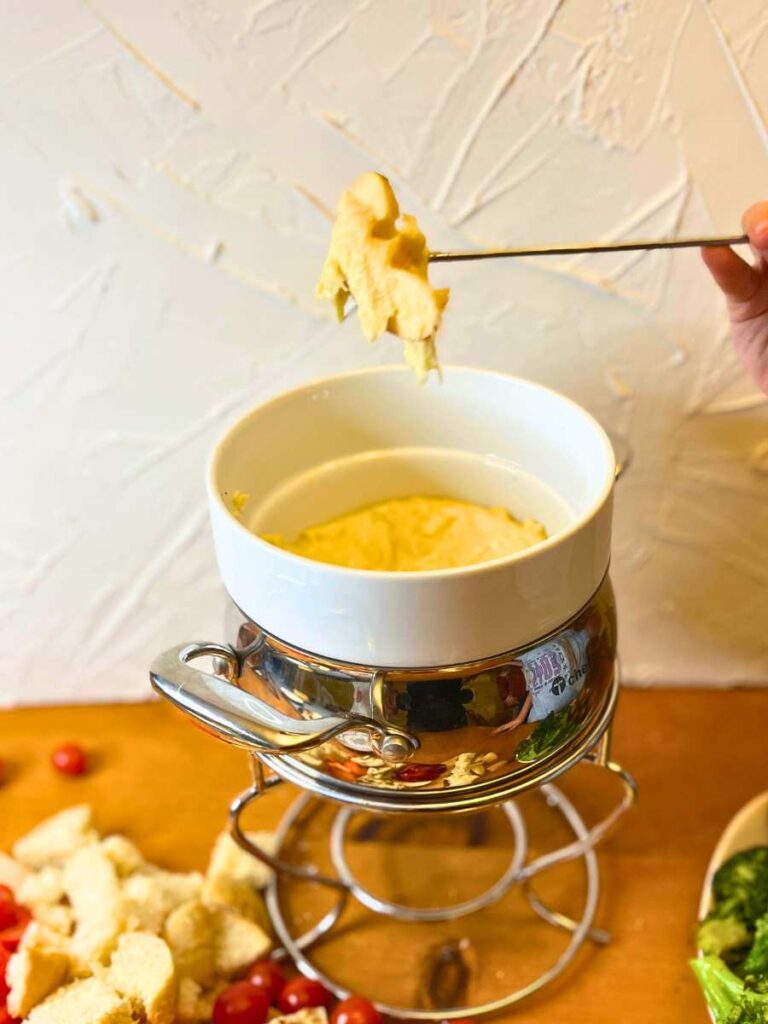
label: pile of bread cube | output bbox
[0,804,302,1023]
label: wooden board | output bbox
[1,688,766,1020]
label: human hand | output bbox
[701,202,768,394]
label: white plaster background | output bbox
[1,0,767,706]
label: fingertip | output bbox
[742,201,768,249]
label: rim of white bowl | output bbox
[207,364,616,581]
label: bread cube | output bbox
[123,869,204,934]
[25,976,134,1024]
[17,866,65,908]
[201,874,271,932]
[212,906,271,977]
[207,831,278,890]
[108,931,176,1024]
[100,836,146,877]
[0,851,29,891]
[13,805,96,869]
[162,900,216,988]
[63,844,123,969]
[6,924,70,1018]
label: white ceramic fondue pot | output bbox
[209,365,614,667]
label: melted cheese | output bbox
[263,496,547,572]
[317,172,449,381]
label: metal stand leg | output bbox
[229,759,348,956]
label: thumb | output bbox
[704,201,768,303]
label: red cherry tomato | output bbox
[0,887,22,933]
[0,1010,21,1024]
[330,996,382,1024]
[277,976,333,1012]
[51,743,88,777]
[0,943,11,1002]
[245,959,286,1000]
[394,762,446,783]
[0,903,17,932]
[0,904,31,952]
[212,981,269,1024]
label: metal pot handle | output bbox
[150,641,418,761]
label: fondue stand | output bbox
[150,367,636,1016]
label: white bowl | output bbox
[697,791,768,1023]
[208,365,615,667]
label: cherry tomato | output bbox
[331,996,382,1024]
[0,943,11,1002]
[0,887,23,933]
[0,902,17,932]
[277,976,333,1012]
[394,762,446,783]
[0,904,31,952]
[245,959,286,1001]
[51,744,88,777]
[0,1010,21,1024]
[212,981,269,1024]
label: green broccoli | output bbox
[713,848,768,928]
[694,847,768,1021]
[697,915,752,962]
[742,914,768,992]
[690,955,768,1023]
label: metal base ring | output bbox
[328,800,528,923]
[264,784,604,1019]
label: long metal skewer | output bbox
[428,233,749,263]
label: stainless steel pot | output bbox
[150,574,617,813]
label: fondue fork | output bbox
[428,233,749,263]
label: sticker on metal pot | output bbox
[494,628,590,737]
[523,628,590,721]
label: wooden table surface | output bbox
[1,688,765,1021]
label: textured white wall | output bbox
[1,0,767,706]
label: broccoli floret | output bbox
[713,849,768,929]
[692,955,746,1022]
[730,1004,768,1024]
[729,1001,768,1024]
[698,915,752,961]
[742,914,768,992]
[691,956,768,1023]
